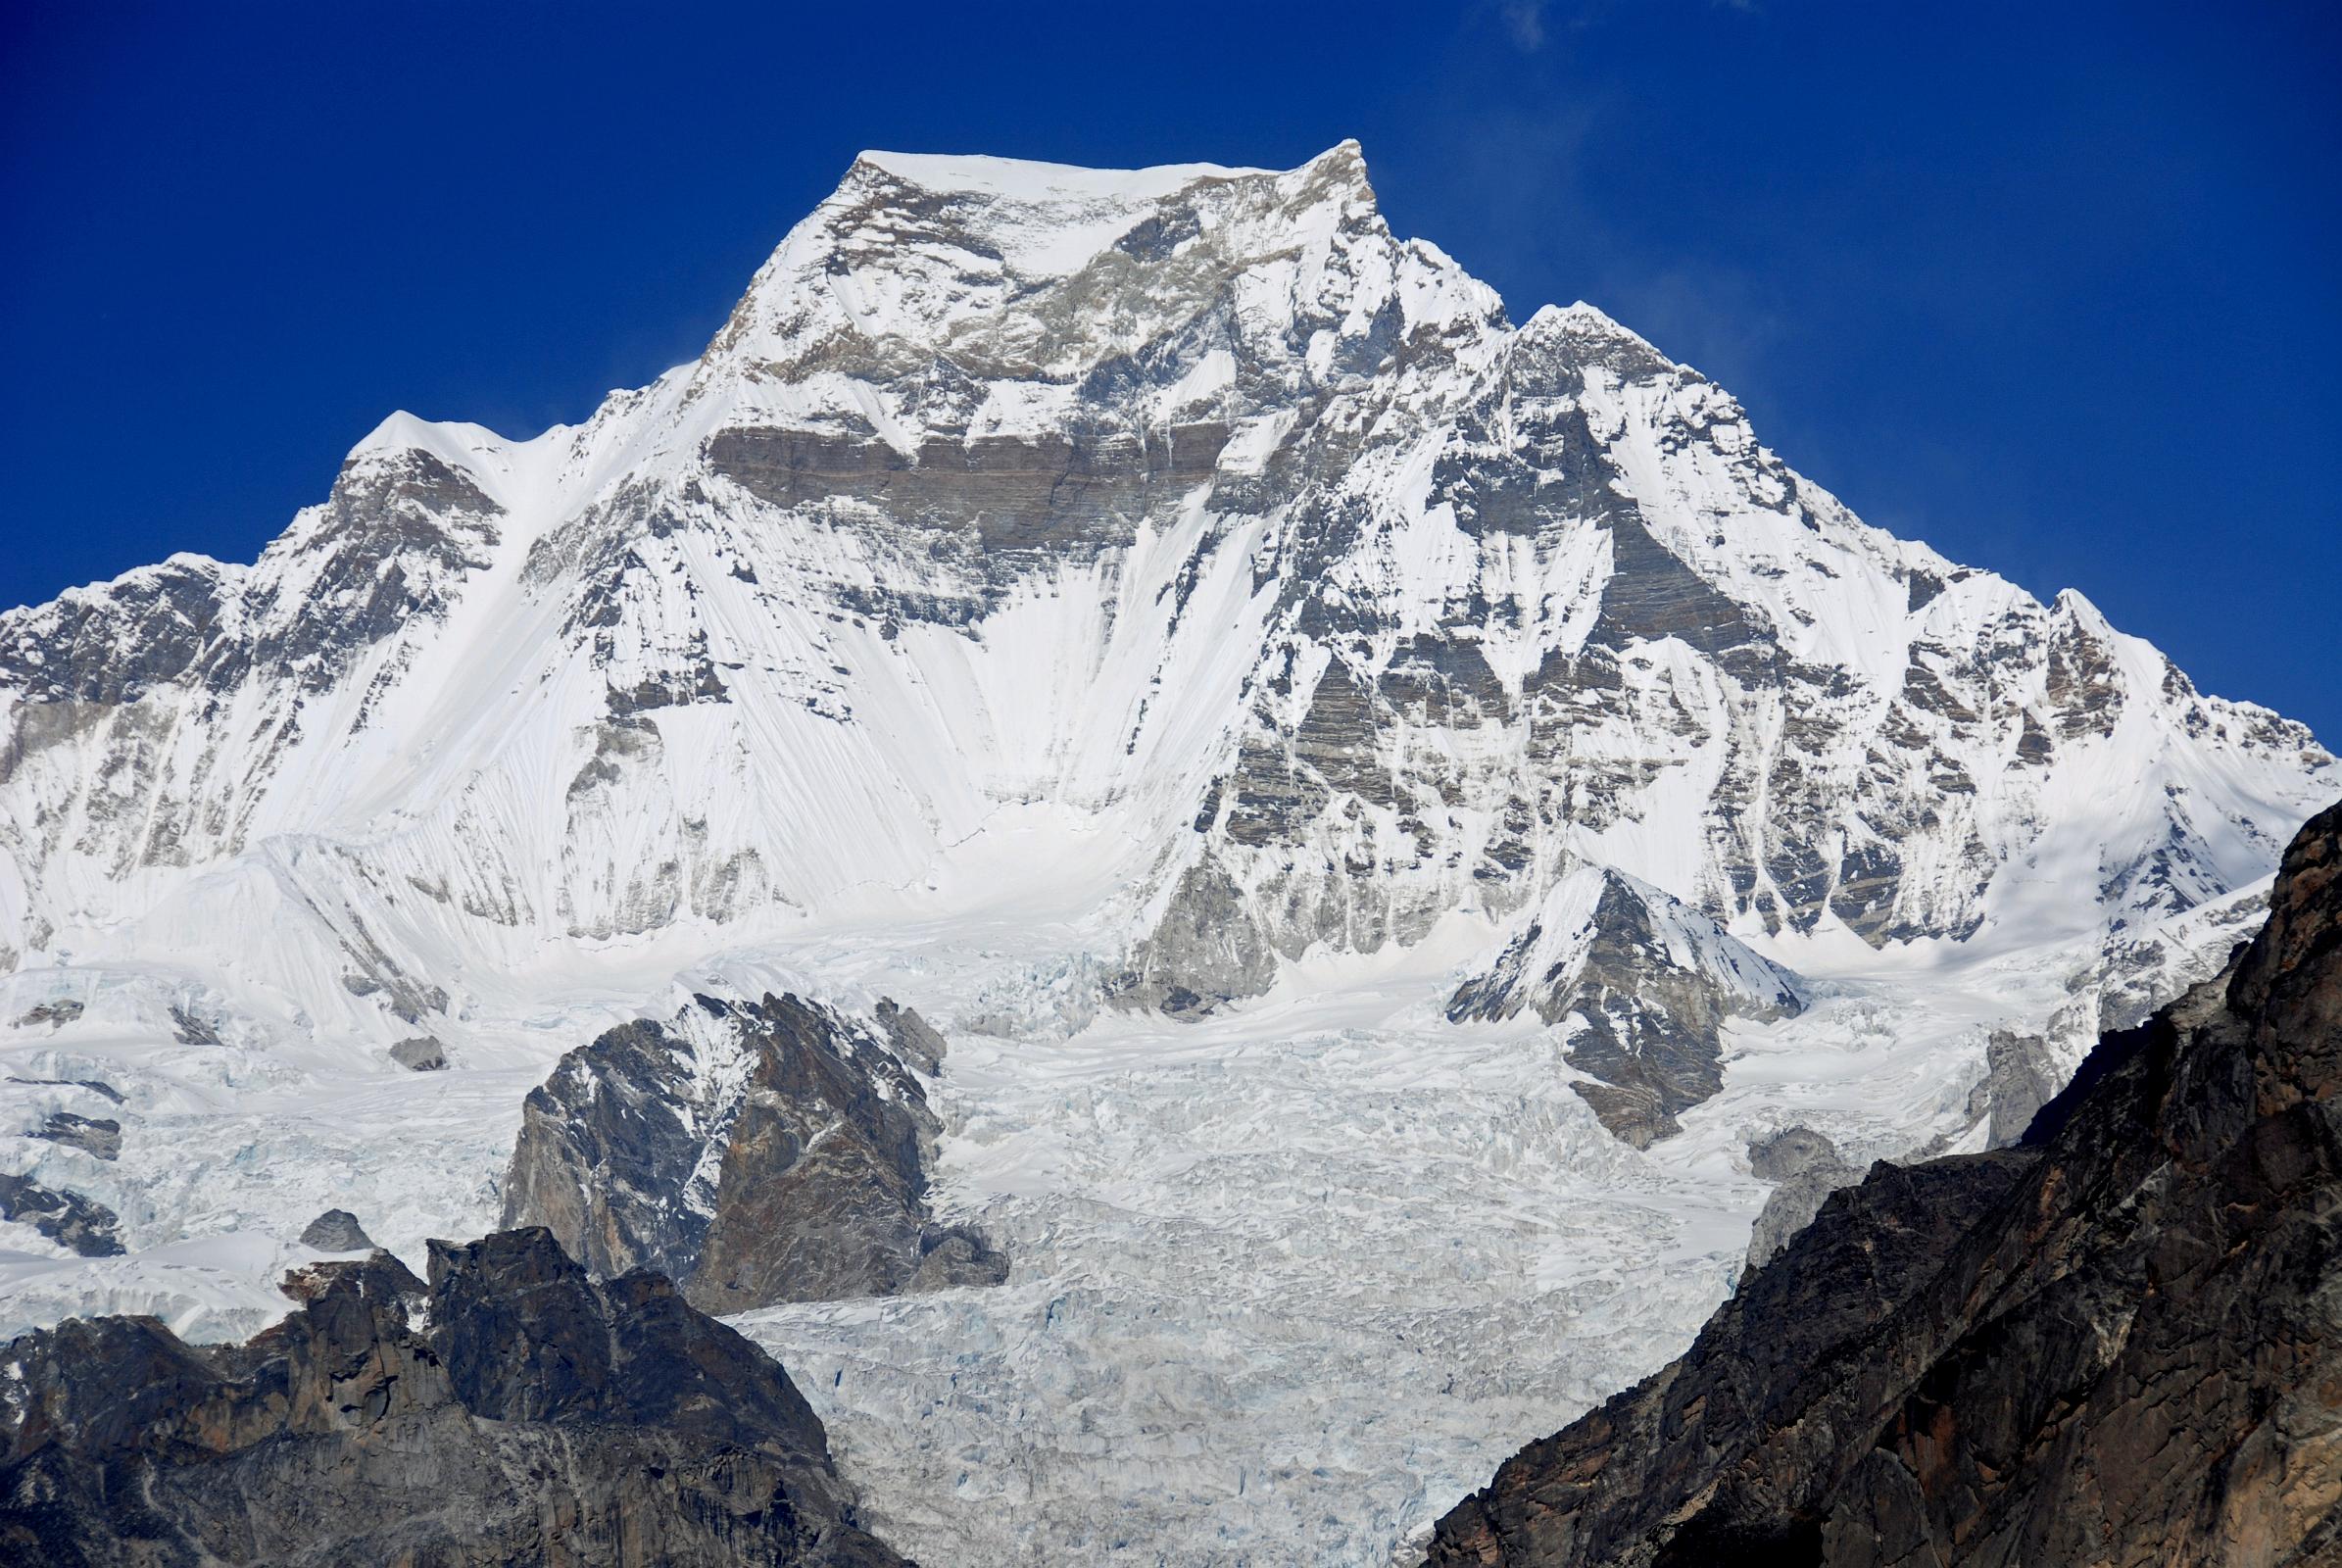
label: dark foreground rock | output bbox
[503,992,1006,1310]
[0,1226,908,1567]
[1425,800,2342,1568]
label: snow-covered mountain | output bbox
[0,144,2329,1565]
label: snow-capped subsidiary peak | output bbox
[348,409,502,468]
[1448,866,1807,1146]
[334,410,563,525]
[1530,299,1663,351]
[2048,584,2098,621]
[0,143,2335,1568]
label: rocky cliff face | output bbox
[0,1228,906,1566]
[501,992,1005,1308]
[1423,798,2342,1567]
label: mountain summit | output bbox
[0,145,2330,1565]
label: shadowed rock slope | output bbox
[0,1228,906,1567]
[1424,799,2342,1568]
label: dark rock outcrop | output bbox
[1425,799,2342,1567]
[1956,1026,2064,1149]
[297,1207,374,1250]
[32,1112,121,1161]
[1740,1125,1857,1272]
[502,992,1007,1310]
[874,998,948,1076]
[167,1005,222,1048]
[0,1227,907,1566]
[389,1033,448,1071]
[0,1173,123,1256]
[278,1247,422,1304]
[1448,869,1805,1147]
[905,1223,1012,1293]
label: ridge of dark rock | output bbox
[502,992,1007,1309]
[1445,869,1806,1146]
[0,1173,122,1256]
[1423,798,2342,1567]
[31,1111,121,1161]
[0,1227,909,1566]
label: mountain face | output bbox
[0,144,2324,1124]
[0,1228,906,1566]
[0,145,2332,1566]
[1423,799,2342,1568]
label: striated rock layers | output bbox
[1425,798,2342,1567]
[502,992,1005,1310]
[0,1227,906,1567]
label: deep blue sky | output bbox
[5,2,2336,739]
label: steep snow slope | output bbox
[0,144,2330,1564]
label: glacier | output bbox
[0,141,2331,1565]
